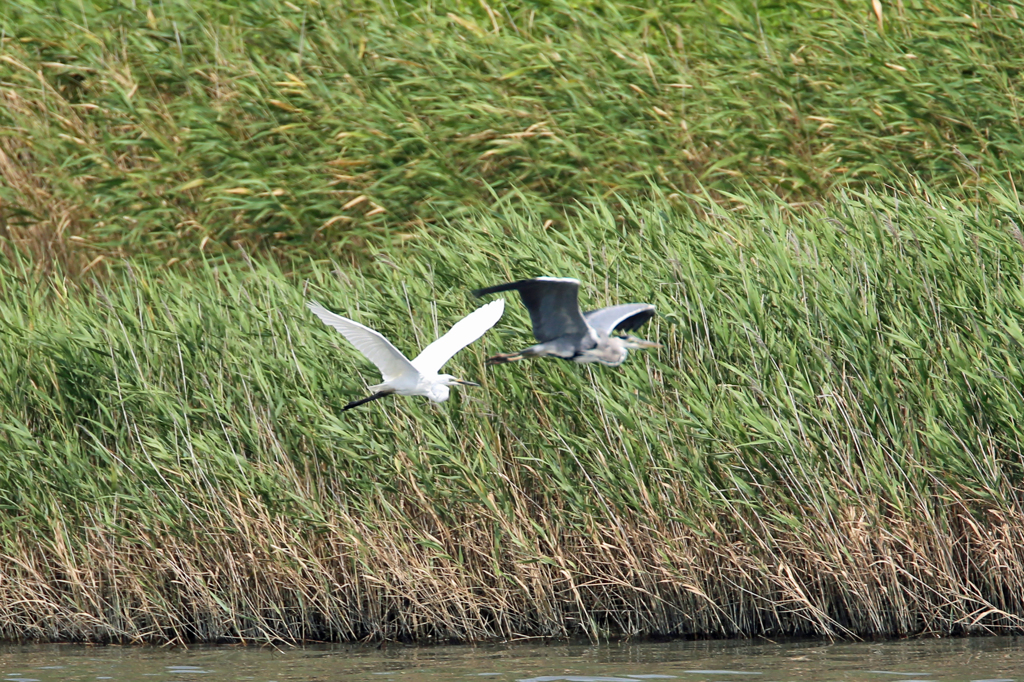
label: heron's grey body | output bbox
[472,277,659,367]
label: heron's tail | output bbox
[342,390,392,411]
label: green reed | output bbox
[1,0,1022,269]
[1,188,1023,642]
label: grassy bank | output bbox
[2,189,1024,643]
[1,0,1023,270]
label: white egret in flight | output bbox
[473,277,659,367]
[307,298,505,410]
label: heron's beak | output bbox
[622,336,662,349]
[454,378,480,386]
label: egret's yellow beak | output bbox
[454,378,480,386]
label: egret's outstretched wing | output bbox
[583,303,656,336]
[307,301,417,381]
[473,277,588,343]
[412,299,505,375]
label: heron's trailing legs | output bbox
[485,351,525,366]
[343,390,393,411]
[485,345,546,366]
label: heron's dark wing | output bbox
[472,277,589,343]
[583,303,656,335]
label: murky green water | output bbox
[1,637,1022,682]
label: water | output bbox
[1,637,1022,682]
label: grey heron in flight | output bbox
[307,299,505,410]
[472,277,659,367]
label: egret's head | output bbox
[620,335,662,350]
[429,375,479,402]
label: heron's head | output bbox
[440,374,480,387]
[620,334,662,350]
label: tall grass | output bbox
[1,0,1023,270]
[1,188,1023,643]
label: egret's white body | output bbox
[306,298,505,410]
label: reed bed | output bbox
[1,0,1023,270]
[1,190,1024,643]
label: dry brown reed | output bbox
[1,485,1022,643]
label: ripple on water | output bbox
[519,673,762,682]
[518,677,656,682]
[681,672,763,676]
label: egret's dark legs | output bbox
[343,390,393,411]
